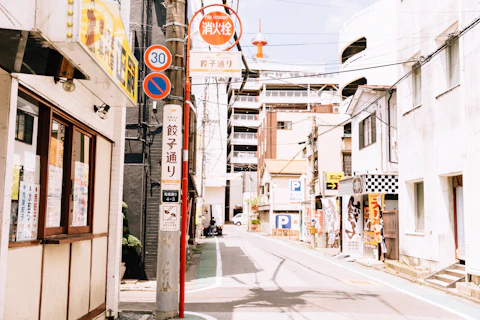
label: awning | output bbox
[338,174,399,196]
[0,28,88,80]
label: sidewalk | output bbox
[119,239,218,319]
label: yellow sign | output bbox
[326,172,344,183]
[11,167,20,200]
[325,172,344,190]
[80,0,138,102]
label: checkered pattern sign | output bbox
[364,175,399,194]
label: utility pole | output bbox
[156,0,185,319]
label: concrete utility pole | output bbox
[156,0,185,319]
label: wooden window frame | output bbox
[17,87,97,242]
[359,113,376,149]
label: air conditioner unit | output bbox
[333,106,340,114]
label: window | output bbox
[358,113,376,149]
[343,153,352,177]
[10,89,96,243]
[447,37,460,87]
[15,110,34,144]
[277,121,292,130]
[415,182,425,232]
[413,62,422,107]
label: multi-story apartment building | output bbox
[226,59,340,221]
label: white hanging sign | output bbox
[190,51,242,78]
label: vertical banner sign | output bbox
[322,198,340,245]
[368,193,381,245]
[342,195,363,256]
[160,104,183,231]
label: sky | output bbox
[226,0,378,67]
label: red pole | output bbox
[179,4,242,318]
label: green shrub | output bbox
[251,219,261,225]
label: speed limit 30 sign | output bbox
[144,45,172,71]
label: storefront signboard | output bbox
[80,0,138,102]
[325,171,344,190]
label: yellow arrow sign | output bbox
[327,183,337,189]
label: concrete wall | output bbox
[316,113,350,196]
[395,0,473,272]
[275,113,313,160]
[339,0,397,93]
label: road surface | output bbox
[185,225,480,320]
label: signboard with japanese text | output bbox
[199,11,235,46]
[190,51,242,78]
[325,171,344,190]
[161,104,183,193]
[80,0,138,102]
[162,190,179,203]
[160,204,180,231]
[16,181,39,241]
[275,214,300,230]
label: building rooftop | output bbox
[265,159,307,175]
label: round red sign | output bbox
[199,11,235,46]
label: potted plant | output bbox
[121,201,142,279]
[251,219,261,231]
[247,196,261,212]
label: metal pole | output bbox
[179,4,243,317]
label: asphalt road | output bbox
[185,225,480,320]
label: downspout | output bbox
[387,89,397,164]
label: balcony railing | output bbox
[233,132,257,140]
[234,151,256,158]
[233,114,257,121]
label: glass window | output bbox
[447,37,460,87]
[10,95,41,243]
[277,121,292,130]
[359,113,376,149]
[415,182,425,232]
[413,63,422,107]
[46,120,69,229]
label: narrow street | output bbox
[184,225,480,320]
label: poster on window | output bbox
[321,197,340,245]
[16,181,39,241]
[72,161,89,227]
[46,165,63,227]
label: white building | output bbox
[257,160,307,235]
[336,0,400,260]
[0,0,134,318]
[396,0,480,287]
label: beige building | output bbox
[0,0,135,319]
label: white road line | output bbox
[185,311,218,320]
[244,230,477,320]
[186,236,223,293]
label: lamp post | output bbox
[179,4,242,318]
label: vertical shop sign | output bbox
[80,0,139,102]
[160,104,183,231]
[322,198,340,245]
[368,193,382,245]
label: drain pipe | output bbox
[387,89,397,164]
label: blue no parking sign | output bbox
[143,72,171,100]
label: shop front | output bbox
[338,174,399,261]
[0,1,137,319]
